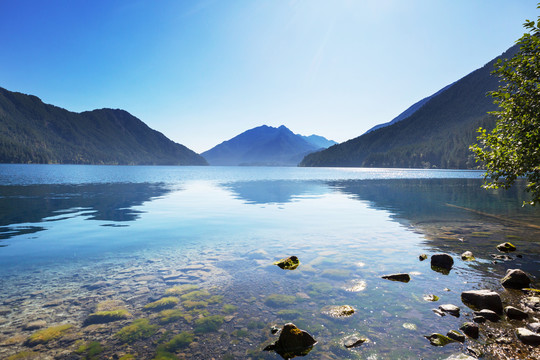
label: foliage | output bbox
[0,87,207,165]
[471,7,540,205]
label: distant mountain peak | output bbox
[202,124,335,166]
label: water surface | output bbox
[0,165,538,359]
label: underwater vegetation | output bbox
[143,297,180,311]
[115,319,158,344]
[25,324,73,346]
[194,315,224,333]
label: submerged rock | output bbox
[496,242,516,252]
[501,269,531,289]
[461,289,503,314]
[263,323,317,359]
[23,320,47,331]
[321,305,355,318]
[505,306,528,320]
[516,327,540,345]
[460,322,479,339]
[343,335,368,348]
[381,273,410,283]
[274,256,300,270]
[431,253,454,271]
[425,333,455,346]
[439,304,460,317]
[460,251,475,261]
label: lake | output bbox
[0,164,539,360]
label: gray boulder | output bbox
[516,327,540,345]
[501,269,531,289]
[439,304,460,317]
[505,306,528,320]
[474,309,499,322]
[461,289,503,314]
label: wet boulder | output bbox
[461,251,475,261]
[459,322,479,339]
[516,327,540,345]
[343,335,368,348]
[419,254,428,261]
[424,333,455,346]
[496,242,516,252]
[501,269,531,289]
[446,330,465,343]
[505,306,528,320]
[274,256,300,270]
[321,305,355,318]
[439,304,460,317]
[264,323,317,358]
[431,253,454,273]
[381,273,410,283]
[474,309,499,322]
[461,289,503,314]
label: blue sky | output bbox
[0,1,537,153]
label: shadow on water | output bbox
[222,180,328,204]
[0,182,172,243]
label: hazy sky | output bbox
[1,1,538,153]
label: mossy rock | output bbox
[157,309,192,324]
[164,284,199,295]
[424,333,455,346]
[75,341,104,360]
[183,300,208,309]
[423,294,439,302]
[419,254,428,261]
[194,315,224,333]
[159,331,194,352]
[84,309,131,326]
[6,351,39,360]
[26,324,73,346]
[461,251,475,261]
[144,297,179,311]
[115,319,158,344]
[497,242,516,252]
[322,305,355,318]
[180,290,210,301]
[265,294,296,307]
[222,304,238,314]
[321,269,351,279]
[273,256,300,270]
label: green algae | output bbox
[152,351,178,360]
[208,295,224,304]
[115,319,157,344]
[6,352,39,360]
[164,284,199,295]
[118,356,135,360]
[277,309,303,319]
[321,268,351,279]
[84,309,131,325]
[26,324,73,346]
[143,297,179,311]
[424,333,455,346]
[194,315,224,333]
[232,329,250,337]
[157,309,192,324]
[182,300,208,309]
[75,341,104,360]
[247,320,266,329]
[306,282,333,298]
[160,331,195,351]
[264,294,296,307]
[222,304,238,313]
[180,290,210,301]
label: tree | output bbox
[471,5,540,205]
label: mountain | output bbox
[298,134,337,148]
[0,87,207,165]
[364,83,454,134]
[300,44,519,169]
[201,125,334,166]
